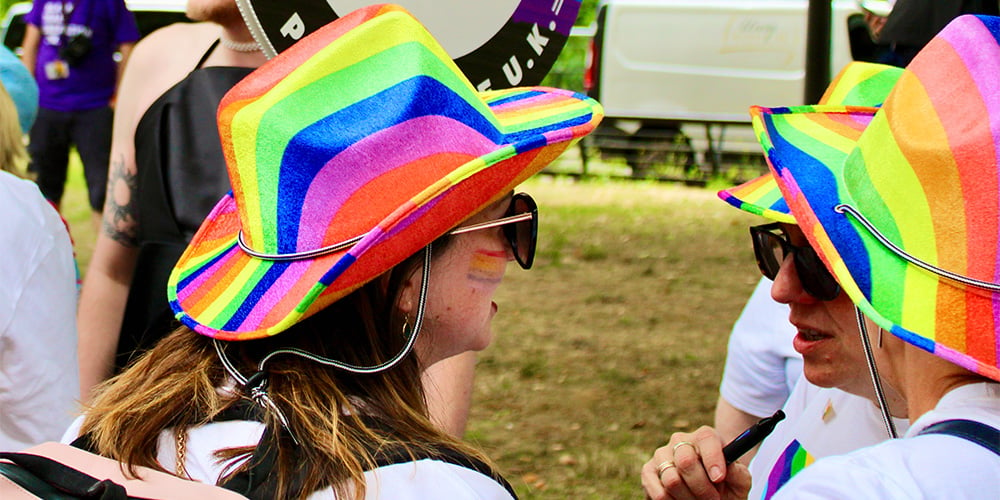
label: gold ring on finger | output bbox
[656,460,676,476]
[673,441,696,453]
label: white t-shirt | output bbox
[772,382,1000,500]
[0,171,79,451]
[720,277,802,418]
[748,374,910,500]
[63,418,514,499]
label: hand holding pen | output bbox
[641,410,784,500]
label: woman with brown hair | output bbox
[70,5,602,498]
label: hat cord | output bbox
[210,244,432,442]
[836,204,1000,291]
[855,307,899,439]
[213,339,300,445]
[237,230,365,261]
[254,243,431,374]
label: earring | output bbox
[878,327,884,349]
[402,314,411,338]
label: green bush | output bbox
[541,0,598,92]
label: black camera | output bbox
[59,33,92,66]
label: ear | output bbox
[395,271,418,316]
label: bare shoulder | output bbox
[121,22,219,115]
[129,22,219,76]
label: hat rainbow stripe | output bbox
[751,15,1000,380]
[168,5,602,340]
[718,62,903,222]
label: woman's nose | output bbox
[770,253,819,305]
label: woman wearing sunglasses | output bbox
[68,6,601,499]
[644,15,1000,500]
[645,61,913,500]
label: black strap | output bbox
[918,419,1000,456]
[216,422,290,499]
[196,39,221,69]
[0,451,130,499]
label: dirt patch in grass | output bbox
[470,176,761,499]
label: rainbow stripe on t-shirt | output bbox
[761,440,815,499]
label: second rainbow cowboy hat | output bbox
[718,60,903,223]
[167,4,603,341]
[727,15,1000,381]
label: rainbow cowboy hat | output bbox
[718,61,903,223]
[739,14,1000,381]
[167,4,603,341]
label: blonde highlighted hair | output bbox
[82,243,493,499]
[0,82,28,176]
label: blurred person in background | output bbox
[77,0,266,399]
[20,0,139,229]
[0,54,78,451]
[875,0,997,66]
[0,45,37,136]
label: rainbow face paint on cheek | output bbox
[467,249,507,285]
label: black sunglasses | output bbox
[448,192,538,269]
[749,223,841,301]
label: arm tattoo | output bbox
[102,154,140,247]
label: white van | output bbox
[584,0,876,177]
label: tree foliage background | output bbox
[541,0,599,92]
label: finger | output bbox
[670,438,719,500]
[641,455,669,500]
[690,426,728,483]
[722,463,752,500]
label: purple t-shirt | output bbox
[25,0,140,112]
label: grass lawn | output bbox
[474,175,760,498]
[62,158,762,499]
[60,155,98,272]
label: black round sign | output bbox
[236,0,581,90]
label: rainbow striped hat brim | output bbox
[754,15,1000,381]
[166,4,603,341]
[718,61,903,223]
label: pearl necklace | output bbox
[219,36,261,53]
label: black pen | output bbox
[722,409,786,463]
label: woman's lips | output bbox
[793,328,833,354]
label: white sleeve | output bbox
[0,200,79,451]
[362,460,515,500]
[718,278,800,417]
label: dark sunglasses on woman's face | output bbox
[448,192,538,269]
[749,223,841,301]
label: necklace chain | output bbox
[220,36,260,53]
[175,428,189,478]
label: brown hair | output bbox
[82,242,491,498]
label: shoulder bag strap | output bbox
[918,419,1000,456]
[0,451,129,499]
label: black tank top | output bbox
[116,42,254,369]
